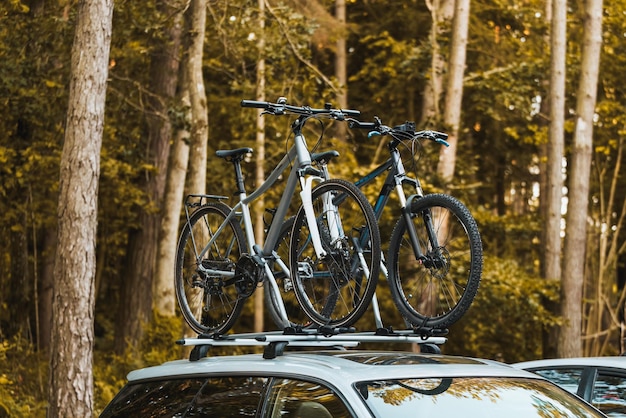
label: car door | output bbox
[587,367,626,416]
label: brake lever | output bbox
[435,138,450,147]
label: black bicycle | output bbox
[268,116,482,332]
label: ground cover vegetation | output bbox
[1,0,625,415]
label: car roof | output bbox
[127,350,544,384]
[513,356,626,370]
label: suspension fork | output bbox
[314,157,344,246]
[289,123,330,259]
[403,194,443,262]
[299,174,328,258]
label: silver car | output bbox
[514,356,626,416]
[101,332,605,417]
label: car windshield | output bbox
[356,376,604,418]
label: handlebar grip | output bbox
[432,131,449,141]
[240,99,270,109]
[348,119,377,130]
[341,109,361,117]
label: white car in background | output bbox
[513,356,626,416]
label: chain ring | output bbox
[235,255,261,298]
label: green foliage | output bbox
[0,336,48,417]
[349,30,429,121]
[473,209,542,272]
[444,256,561,362]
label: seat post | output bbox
[231,157,246,195]
[216,148,253,196]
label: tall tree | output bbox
[559,0,603,357]
[420,0,454,127]
[254,0,267,333]
[174,0,208,336]
[543,0,566,358]
[48,0,113,415]
[437,0,469,184]
[334,0,347,139]
[184,0,208,197]
[155,91,191,318]
[149,0,184,318]
[155,23,193,322]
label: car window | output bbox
[591,371,626,417]
[99,377,208,417]
[100,376,268,417]
[189,376,267,416]
[532,367,583,395]
[356,377,604,417]
[266,378,353,418]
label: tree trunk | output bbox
[436,0,469,184]
[184,0,208,198]
[254,0,266,333]
[48,0,112,415]
[38,228,56,351]
[155,95,191,317]
[157,42,194,331]
[558,0,603,357]
[420,0,454,127]
[334,0,348,140]
[150,0,184,317]
[542,0,567,359]
[545,0,566,294]
[8,221,29,338]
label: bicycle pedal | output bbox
[297,262,313,278]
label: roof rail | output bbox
[177,327,448,361]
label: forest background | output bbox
[0,0,624,415]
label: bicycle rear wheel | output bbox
[290,179,381,328]
[175,202,247,335]
[387,193,482,330]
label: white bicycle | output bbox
[175,98,381,335]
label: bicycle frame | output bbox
[355,149,422,222]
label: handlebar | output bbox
[347,116,449,147]
[241,97,360,120]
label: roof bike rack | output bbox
[177,327,447,361]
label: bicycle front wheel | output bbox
[290,179,381,328]
[175,202,247,335]
[387,193,482,330]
